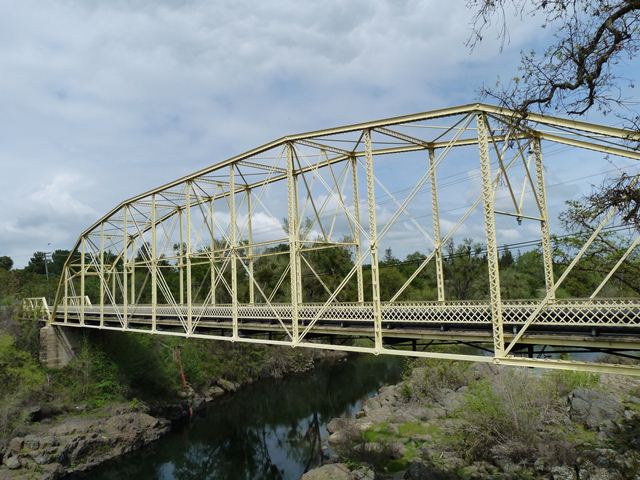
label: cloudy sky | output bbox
[0,0,637,266]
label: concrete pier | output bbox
[39,325,82,368]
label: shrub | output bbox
[50,338,126,408]
[404,357,474,401]
[455,369,562,463]
[546,370,600,396]
[0,334,46,442]
[0,334,45,396]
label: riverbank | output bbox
[305,360,640,480]
[63,353,405,480]
[0,345,347,479]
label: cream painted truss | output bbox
[30,103,640,375]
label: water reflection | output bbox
[78,354,404,480]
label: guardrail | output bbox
[22,297,50,321]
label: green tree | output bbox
[0,256,12,271]
[25,251,48,275]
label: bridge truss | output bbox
[47,103,640,375]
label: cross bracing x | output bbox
[30,103,640,376]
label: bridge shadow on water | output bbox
[74,354,405,480]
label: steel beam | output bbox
[287,143,300,343]
[477,113,505,356]
[364,130,383,352]
[429,147,445,302]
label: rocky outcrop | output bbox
[0,405,169,479]
[0,348,349,479]
[311,364,640,480]
[569,388,625,431]
[301,463,374,480]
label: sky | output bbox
[0,0,638,267]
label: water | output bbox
[78,354,405,480]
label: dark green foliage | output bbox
[0,256,12,271]
[0,335,45,396]
[51,339,126,408]
[0,334,46,440]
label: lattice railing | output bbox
[55,298,640,327]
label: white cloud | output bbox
[0,0,572,266]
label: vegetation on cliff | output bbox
[325,355,640,479]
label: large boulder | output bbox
[569,388,624,431]
[216,378,238,392]
[403,459,454,480]
[550,465,578,480]
[300,463,354,480]
[2,408,169,478]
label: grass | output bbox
[360,421,448,473]
[547,369,600,395]
[397,421,428,437]
[362,422,394,443]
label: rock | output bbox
[439,389,464,414]
[176,390,189,399]
[550,465,577,480]
[25,406,42,422]
[363,442,384,456]
[301,463,353,480]
[578,465,618,480]
[422,406,447,420]
[3,407,170,477]
[327,417,349,434]
[3,457,20,470]
[217,378,237,392]
[328,431,347,446]
[7,438,23,453]
[351,465,375,480]
[569,388,624,431]
[388,441,406,459]
[403,404,432,421]
[206,385,225,397]
[403,460,451,480]
[457,461,500,480]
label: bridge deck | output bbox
[51,299,640,352]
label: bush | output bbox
[50,339,126,408]
[403,357,474,401]
[455,369,561,463]
[0,334,46,442]
[546,369,600,396]
[0,334,45,396]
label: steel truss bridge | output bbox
[30,103,640,375]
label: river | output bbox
[76,354,405,480]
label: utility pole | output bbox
[43,246,53,305]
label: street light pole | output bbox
[43,248,52,305]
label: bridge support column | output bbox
[80,236,85,326]
[178,208,184,306]
[351,156,364,304]
[532,137,555,301]
[123,206,129,328]
[287,143,301,343]
[477,112,505,357]
[39,325,82,369]
[247,189,255,305]
[429,147,445,302]
[99,223,105,328]
[364,129,383,352]
[186,181,193,334]
[151,193,158,331]
[230,165,239,340]
[209,197,217,306]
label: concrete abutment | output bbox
[39,325,82,368]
